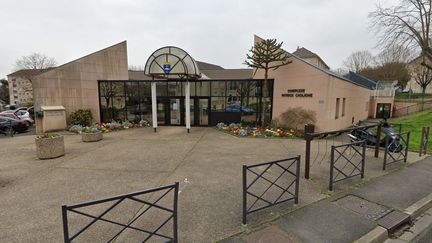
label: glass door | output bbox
[157,99,166,125]
[376,103,392,118]
[170,98,183,125]
[195,98,209,126]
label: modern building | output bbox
[345,71,396,119]
[29,35,391,133]
[406,55,432,94]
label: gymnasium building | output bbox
[25,35,394,133]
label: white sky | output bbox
[0,0,392,78]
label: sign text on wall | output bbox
[282,89,313,98]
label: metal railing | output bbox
[420,127,430,156]
[383,132,410,170]
[62,182,179,243]
[304,123,381,179]
[329,140,366,191]
[242,156,300,224]
[393,101,432,117]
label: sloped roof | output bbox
[201,69,253,79]
[288,52,371,90]
[196,61,224,70]
[344,71,376,90]
[293,47,330,69]
[33,41,127,79]
[7,68,54,77]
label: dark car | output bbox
[0,116,29,134]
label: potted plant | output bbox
[81,125,103,142]
[35,134,65,159]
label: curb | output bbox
[404,193,432,219]
[353,226,388,243]
[354,193,432,243]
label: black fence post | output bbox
[242,165,247,225]
[295,155,301,204]
[420,127,426,157]
[304,124,315,179]
[329,146,335,191]
[361,140,366,179]
[404,132,410,163]
[62,205,70,243]
[173,182,179,242]
[383,135,389,170]
[375,123,382,158]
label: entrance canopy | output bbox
[144,46,201,80]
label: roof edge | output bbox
[33,40,127,78]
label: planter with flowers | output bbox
[216,122,303,139]
[35,134,65,159]
[81,125,103,142]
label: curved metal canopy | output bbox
[144,46,201,80]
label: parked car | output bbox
[0,112,21,120]
[225,104,255,114]
[0,109,33,126]
[0,116,29,134]
[15,110,34,126]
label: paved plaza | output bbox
[0,127,423,242]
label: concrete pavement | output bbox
[0,127,425,242]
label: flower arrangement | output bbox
[216,123,303,138]
[68,119,151,134]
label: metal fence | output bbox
[393,101,432,117]
[383,132,410,170]
[420,127,430,156]
[242,156,300,224]
[329,140,366,191]
[304,123,381,179]
[62,182,179,243]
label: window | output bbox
[335,98,340,119]
[342,98,346,117]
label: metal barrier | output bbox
[383,132,410,170]
[242,156,300,224]
[329,140,366,191]
[305,122,381,179]
[420,127,430,156]
[62,182,179,243]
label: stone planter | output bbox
[35,135,65,159]
[82,131,103,142]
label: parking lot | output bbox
[0,127,422,242]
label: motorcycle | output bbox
[348,119,403,153]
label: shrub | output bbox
[277,107,317,130]
[69,109,93,126]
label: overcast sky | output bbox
[0,0,392,78]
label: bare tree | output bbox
[14,53,56,82]
[370,0,432,69]
[15,53,56,70]
[414,63,432,94]
[343,50,375,73]
[244,38,292,125]
[375,45,413,65]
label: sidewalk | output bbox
[222,156,432,243]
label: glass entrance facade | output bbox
[98,79,273,126]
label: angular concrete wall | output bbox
[33,41,128,133]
